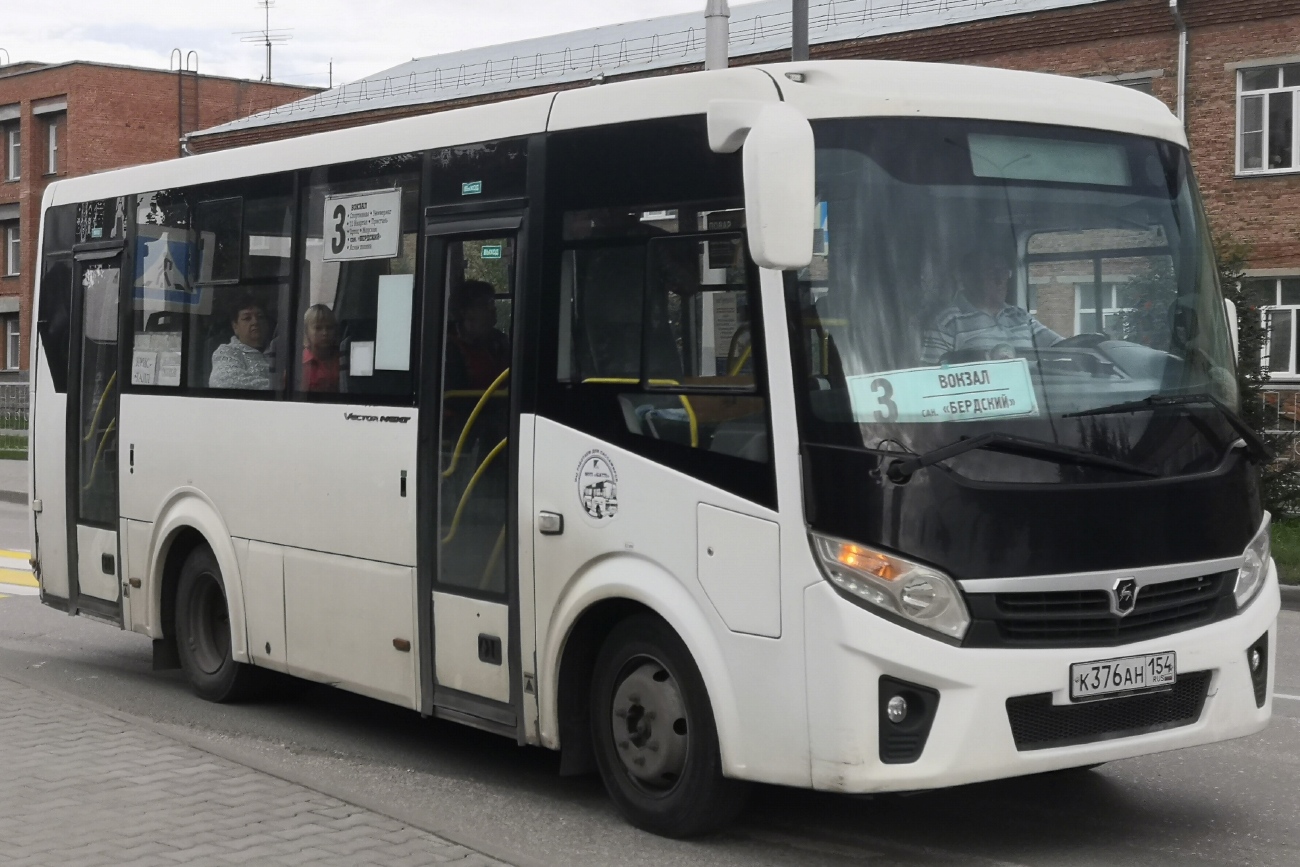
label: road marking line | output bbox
[0,568,36,588]
[0,549,30,562]
[0,583,37,596]
[1275,693,1300,702]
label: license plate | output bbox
[1070,652,1177,701]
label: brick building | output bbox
[182,0,1300,389]
[0,61,317,379]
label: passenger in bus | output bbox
[446,280,509,390]
[921,245,1062,365]
[209,295,272,390]
[300,304,341,392]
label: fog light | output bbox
[879,677,941,763]
[1247,632,1269,708]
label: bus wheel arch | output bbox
[147,492,249,666]
[547,569,742,788]
[156,525,206,658]
[555,597,652,776]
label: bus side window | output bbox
[130,177,294,393]
[37,204,76,393]
[558,229,769,464]
[293,155,421,401]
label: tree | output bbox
[1217,235,1300,516]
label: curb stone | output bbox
[1281,583,1300,612]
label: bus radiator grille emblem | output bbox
[1111,578,1139,616]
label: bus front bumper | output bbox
[802,566,1280,794]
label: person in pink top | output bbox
[300,304,340,392]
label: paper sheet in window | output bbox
[350,341,375,377]
[130,351,158,386]
[374,274,413,371]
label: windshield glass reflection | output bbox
[795,119,1238,481]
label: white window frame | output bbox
[1074,283,1124,335]
[3,224,17,277]
[1250,276,1300,379]
[4,318,18,371]
[4,126,18,182]
[46,117,59,175]
[1237,64,1300,174]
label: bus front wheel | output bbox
[175,545,263,703]
[590,614,750,837]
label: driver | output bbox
[921,245,1062,364]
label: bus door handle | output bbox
[538,512,564,536]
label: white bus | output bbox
[30,60,1279,837]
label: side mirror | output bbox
[707,100,815,270]
[1224,297,1239,360]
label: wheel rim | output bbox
[609,657,689,790]
[186,571,230,675]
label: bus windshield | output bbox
[794,118,1239,481]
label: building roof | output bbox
[0,59,320,90]
[189,0,1107,139]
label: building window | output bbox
[3,224,17,276]
[1115,78,1154,96]
[1246,277,1300,377]
[3,126,18,181]
[1238,65,1300,173]
[4,318,18,370]
[46,115,60,175]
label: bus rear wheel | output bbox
[175,545,262,703]
[590,614,750,837]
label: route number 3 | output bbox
[870,378,898,422]
[331,205,347,255]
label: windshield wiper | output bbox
[885,431,1157,482]
[1063,393,1274,463]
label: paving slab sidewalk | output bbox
[0,674,510,867]
[0,459,24,504]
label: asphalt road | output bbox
[1,499,1298,866]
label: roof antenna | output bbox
[236,0,292,81]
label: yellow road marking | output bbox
[0,568,37,588]
[0,549,30,563]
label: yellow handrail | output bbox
[480,526,507,591]
[82,418,117,492]
[442,368,510,479]
[728,345,753,377]
[442,437,507,545]
[82,371,117,444]
[581,378,698,447]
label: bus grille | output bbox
[1006,671,1212,751]
[963,571,1236,648]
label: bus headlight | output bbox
[811,533,970,640]
[1234,513,1272,609]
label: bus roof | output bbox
[46,60,1184,208]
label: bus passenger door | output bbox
[68,250,124,616]
[421,212,523,730]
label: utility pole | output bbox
[236,0,292,82]
[792,0,809,62]
[705,0,730,70]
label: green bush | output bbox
[1271,517,1300,585]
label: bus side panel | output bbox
[531,416,813,788]
[119,394,418,704]
[118,396,416,565]
[31,351,70,600]
[285,548,419,709]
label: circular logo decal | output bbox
[576,450,619,523]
